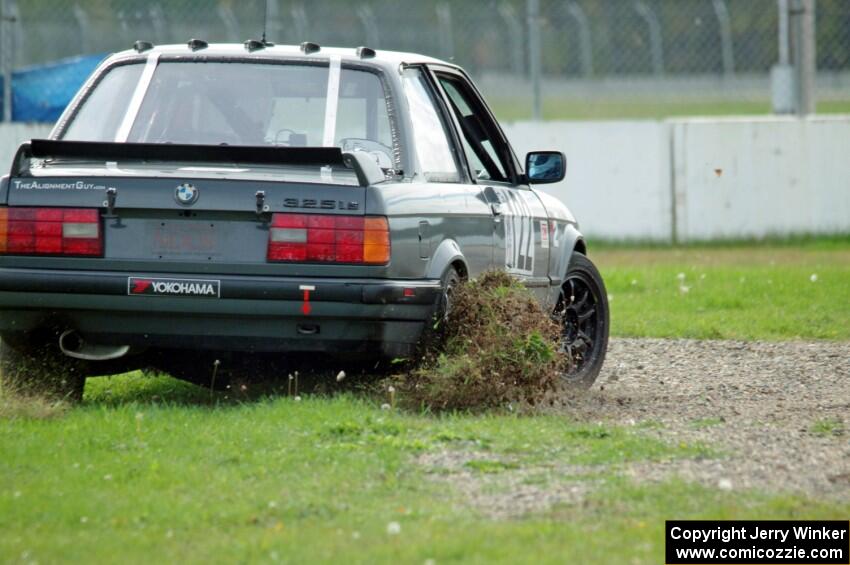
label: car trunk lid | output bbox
[2,140,377,273]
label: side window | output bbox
[401,68,460,183]
[437,75,511,183]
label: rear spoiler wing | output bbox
[10,139,385,187]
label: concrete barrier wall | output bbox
[505,116,850,241]
[669,116,850,240]
[2,117,849,241]
[506,120,672,240]
[0,123,53,170]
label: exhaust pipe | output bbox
[59,330,131,361]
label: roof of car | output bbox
[111,42,459,72]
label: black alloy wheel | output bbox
[553,253,609,387]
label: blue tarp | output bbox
[0,53,106,123]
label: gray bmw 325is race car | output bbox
[0,40,608,400]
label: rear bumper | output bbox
[0,268,441,356]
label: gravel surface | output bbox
[419,338,850,518]
[417,450,596,520]
[572,338,850,496]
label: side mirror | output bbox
[525,151,566,184]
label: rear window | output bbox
[62,60,394,168]
[63,64,144,142]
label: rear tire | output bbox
[438,266,461,322]
[416,266,460,357]
[0,333,88,403]
[554,253,609,388]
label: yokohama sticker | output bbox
[127,277,220,298]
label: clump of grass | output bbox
[809,418,845,437]
[464,459,521,474]
[392,270,566,412]
[690,417,725,429]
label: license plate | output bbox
[149,221,220,258]
[128,277,221,298]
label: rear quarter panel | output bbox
[367,181,492,280]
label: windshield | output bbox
[62,60,395,168]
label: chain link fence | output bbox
[1,0,850,121]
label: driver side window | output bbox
[436,74,511,183]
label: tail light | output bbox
[268,214,390,265]
[0,207,103,257]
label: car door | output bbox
[428,67,550,298]
[397,66,494,279]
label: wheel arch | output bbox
[573,237,587,256]
[425,238,469,280]
[553,223,586,286]
[544,225,587,310]
[449,259,468,280]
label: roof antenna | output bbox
[261,0,268,45]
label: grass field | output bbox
[2,385,847,564]
[593,239,850,340]
[488,97,850,121]
[1,242,849,563]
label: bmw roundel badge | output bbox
[175,183,199,206]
